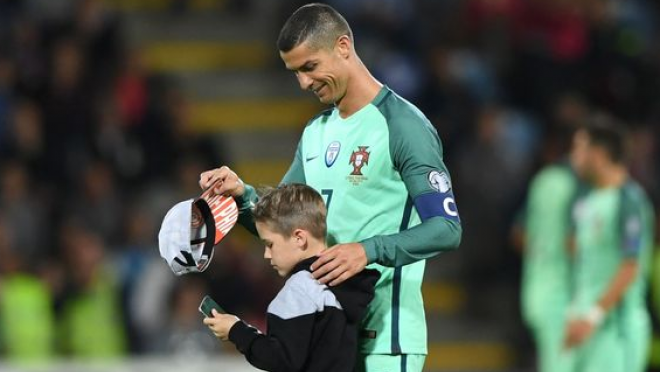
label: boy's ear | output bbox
[292,228,308,250]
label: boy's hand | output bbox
[311,243,368,286]
[203,309,240,341]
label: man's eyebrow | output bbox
[289,60,316,71]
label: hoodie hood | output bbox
[291,257,380,323]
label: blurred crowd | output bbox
[0,0,659,368]
[0,0,279,361]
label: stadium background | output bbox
[0,0,659,371]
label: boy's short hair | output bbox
[253,183,327,241]
[277,3,353,52]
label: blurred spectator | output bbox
[118,205,176,354]
[42,36,95,188]
[138,87,226,182]
[0,55,15,147]
[10,17,47,99]
[154,276,218,357]
[56,224,127,358]
[114,49,148,128]
[73,0,122,84]
[0,217,56,363]
[94,98,145,183]
[453,104,534,322]
[1,98,47,179]
[0,161,48,261]
[65,160,123,246]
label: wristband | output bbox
[585,305,605,326]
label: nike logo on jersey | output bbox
[306,155,319,162]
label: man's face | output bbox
[572,131,606,183]
[256,221,301,277]
[570,129,590,178]
[280,40,347,105]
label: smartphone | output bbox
[198,295,227,317]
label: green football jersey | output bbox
[521,163,579,326]
[572,179,655,317]
[237,86,462,355]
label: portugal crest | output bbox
[349,146,370,175]
[346,146,370,186]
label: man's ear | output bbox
[292,228,308,250]
[335,35,352,59]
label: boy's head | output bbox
[253,184,327,277]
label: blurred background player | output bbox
[565,117,655,372]
[515,126,588,372]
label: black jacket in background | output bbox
[228,257,380,372]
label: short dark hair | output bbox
[585,114,627,163]
[277,3,353,52]
[253,183,327,241]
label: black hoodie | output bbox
[228,257,380,372]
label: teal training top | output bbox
[237,86,462,355]
[572,179,655,320]
[521,163,580,326]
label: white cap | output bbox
[158,194,238,276]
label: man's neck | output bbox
[594,163,627,189]
[336,61,383,119]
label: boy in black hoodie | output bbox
[203,183,380,372]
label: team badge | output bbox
[428,171,451,193]
[349,146,370,175]
[347,146,370,185]
[325,141,341,167]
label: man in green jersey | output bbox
[565,119,654,372]
[199,3,462,371]
[518,129,587,372]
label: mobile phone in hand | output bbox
[199,295,226,317]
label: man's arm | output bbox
[564,259,638,348]
[361,216,461,267]
[313,104,461,284]
[238,137,306,235]
[235,184,259,236]
[565,187,648,348]
[360,106,461,267]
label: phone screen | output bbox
[198,295,226,317]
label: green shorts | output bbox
[355,354,426,372]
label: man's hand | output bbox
[311,243,368,286]
[563,318,596,350]
[203,309,240,341]
[199,166,245,197]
